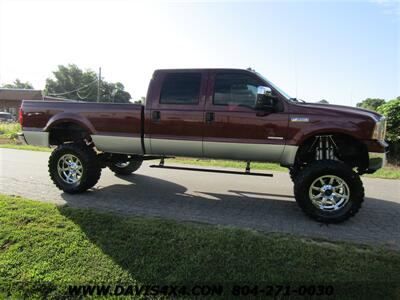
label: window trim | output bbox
[159,72,202,105]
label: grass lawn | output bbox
[0,143,52,152]
[0,194,399,299]
[363,165,400,180]
[0,142,399,180]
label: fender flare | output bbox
[293,125,361,147]
[43,113,96,135]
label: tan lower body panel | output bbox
[203,141,287,162]
[92,135,298,165]
[150,138,298,165]
[91,135,143,154]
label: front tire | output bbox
[108,160,142,175]
[49,143,101,194]
[294,160,364,223]
[289,166,302,183]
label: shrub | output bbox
[377,98,400,164]
[0,122,21,139]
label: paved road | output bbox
[1,148,399,248]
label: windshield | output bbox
[255,72,292,100]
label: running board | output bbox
[149,164,273,177]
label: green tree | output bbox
[2,79,34,89]
[101,81,132,103]
[377,98,400,142]
[318,99,329,104]
[133,96,146,104]
[377,97,400,164]
[44,64,131,103]
[356,98,385,111]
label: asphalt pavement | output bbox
[1,148,399,249]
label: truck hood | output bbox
[295,102,382,121]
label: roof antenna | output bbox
[293,52,298,98]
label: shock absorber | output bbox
[314,135,338,161]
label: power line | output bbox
[76,87,92,100]
[48,78,98,96]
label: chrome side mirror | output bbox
[257,86,272,96]
[255,86,275,110]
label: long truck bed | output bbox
[21,100,144,154]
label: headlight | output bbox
[372,117,387,140]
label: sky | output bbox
[0,0,399,106]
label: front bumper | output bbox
[366,152,386,173]
[362,139,387,173]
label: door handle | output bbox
[205,112,214,124]
[152,110,161,122]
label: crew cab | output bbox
[19,68,387,223]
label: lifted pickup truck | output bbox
[19,68,387,223]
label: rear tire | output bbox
[294,160,364,223]
[49,143,101,194]
[108,160,142,175]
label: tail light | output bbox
[19,107,23,126]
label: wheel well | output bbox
[295,133,369,172]
[48,122,92,146]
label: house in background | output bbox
[0,89,74,117]
[0,88,43,117]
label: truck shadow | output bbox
[56,173,400,287]
[59,173,400,251]
[60,173,299,221]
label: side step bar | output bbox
[149,161,273,177]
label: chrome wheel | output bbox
[309,175,350,211]
[115,162,130,168]
[57,154,83,184]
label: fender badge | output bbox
[291,117,310,122]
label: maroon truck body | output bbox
[18,68,388,222]
[20,68,386,171]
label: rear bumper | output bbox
[20,130,49,147]
[17,132,27,144]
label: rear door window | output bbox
[160,73,201,105]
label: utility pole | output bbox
[97,67,102,102]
